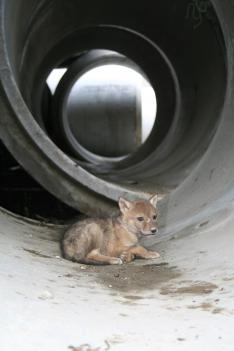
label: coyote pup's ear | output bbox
[149,194,158,208]
[118,197,132,213]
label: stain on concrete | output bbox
[160,281,218,296]
[187,302,226,315]
[187,302,214,311]
[147,262,169,267]
[212,307,226,314]
[23,248,52,259]
[64,273,74,278]
[199,220,209,228]
[73,261,181,293]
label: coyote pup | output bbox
[62,195,160,265]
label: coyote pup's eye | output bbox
[137,216,144,222]
[153,215,157,220]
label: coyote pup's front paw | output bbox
[145,251,160,259]
[120,251,135,263]
[110,257,123,265]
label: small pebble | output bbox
[108,285,113,288]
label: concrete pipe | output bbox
[0,0,228,217]
[1,0,234,349]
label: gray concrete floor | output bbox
[1,207,234,351]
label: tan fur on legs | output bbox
[86,249,123,265]
[128,246,160,259]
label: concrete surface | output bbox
[1,207,234,351]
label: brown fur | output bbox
[62,195,160,265]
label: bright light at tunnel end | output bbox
[47,64,157,143]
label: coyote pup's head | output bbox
[118,194,158,237]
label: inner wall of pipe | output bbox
[3,0,227,217]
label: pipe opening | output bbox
[65,64,157,158]
[47,56,157,163]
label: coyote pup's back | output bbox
[62,195,160,265]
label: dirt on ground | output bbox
[72,261,181,293]
[160,281,218,296]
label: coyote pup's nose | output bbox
[151,228,157,234]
